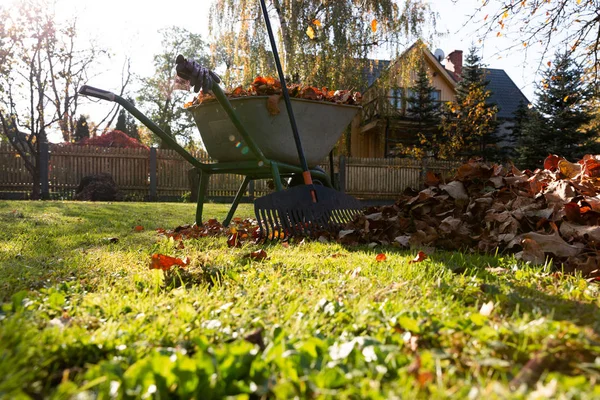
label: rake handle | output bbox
[259,0,316,199]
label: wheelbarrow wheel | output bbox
[288,168,326,187]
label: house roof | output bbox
[362,48,530,120]
[484,68,530,119]
[362,42,457,91]
[362,59,391,88]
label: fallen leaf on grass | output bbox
[509,353,551,390]
[520,232,582,258]
[176,241,185,250]
[479,301,494,316]
[227,232,240,248]
[245,249,268,261]
[243,328,266,351]
[375,253,387,262]
[105,237,119,244]
[134,225,144,232]
[150,254,190,271]
[409,251,428,263]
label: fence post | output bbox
[339,155,346,193]
[39,140,50,200]
[149,147,157,201]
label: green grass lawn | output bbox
[1,201,599,399]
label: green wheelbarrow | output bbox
[78,82,361,231]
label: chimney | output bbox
[446,50,463,80]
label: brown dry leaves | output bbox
[339,154,600,279]
[186,76,362,111]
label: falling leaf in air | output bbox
[371,19,378,33]
[409,251,428,264]
[134,225,144,232]
[306,26,316,39]
[150,254,190,271]
[376,253,387,262]
[547,61,552,67]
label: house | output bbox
[350,42,529,158]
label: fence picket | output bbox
[0,144,460,200]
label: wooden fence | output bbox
[0,143,460,200]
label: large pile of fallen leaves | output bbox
[340,155,600,279]
[185,76,361,114]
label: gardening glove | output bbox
[175,55,221,93]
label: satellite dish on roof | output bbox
[433,48,445,63]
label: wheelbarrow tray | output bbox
[188,96,360,167]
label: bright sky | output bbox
[2,0,546,142]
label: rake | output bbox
[255,0,363,238]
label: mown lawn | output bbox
[0,201,599,399]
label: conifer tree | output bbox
[440,47,499,160]
[74,115,90,142]
[405,61,441,158]
[516,52,599,168]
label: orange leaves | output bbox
[306,26,316,40]
[375,253,387,262]
[245,249,268,261]
[134,225,144,232]
[409,251,428,264]
[370,19,378,33]
[150,254,190,271]
[187,75,361,108]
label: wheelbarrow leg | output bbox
[223,176,251,227]
[271,163,284,191]
[195,171,211,225]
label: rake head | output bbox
[254,185,363,239]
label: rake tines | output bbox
[254,185,363,239]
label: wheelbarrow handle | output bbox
[79,85,115,102]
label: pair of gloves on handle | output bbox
[175,54,221,94]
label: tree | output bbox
[74,115,90,142]
[405,61,441,158]
[208,0,435,89]
[115,98,140,141]
[473,0,600,82]
[0,1,104,199]
[439,47,499,160]
[515,52,599,169]
[137,27,210,148]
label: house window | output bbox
[430,90,441,102]
[388,88,403,110]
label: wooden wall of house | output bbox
[349,46,458,158]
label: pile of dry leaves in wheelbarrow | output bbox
[184,76,362,114]
[339,154,600,279]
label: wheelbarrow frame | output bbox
[79,84,337,226]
